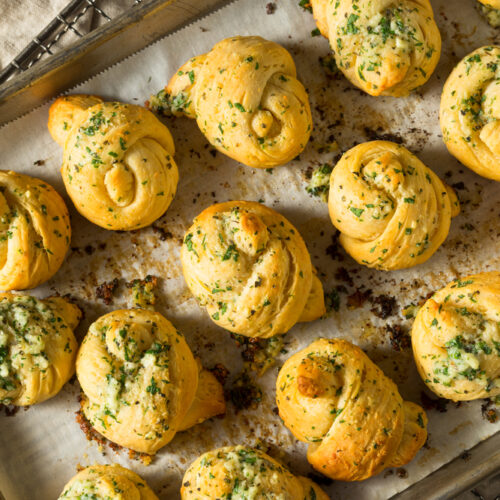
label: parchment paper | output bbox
[0,1,499,498]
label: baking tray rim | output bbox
[0,0,498,498]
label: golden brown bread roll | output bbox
[478,0,500,8]
[156,36,312,168]
[440,46,500,181]
[0,170,71,290]
[58,464,158,499]
[412,271,500,401]
[328,141,459,270]
[76,309,225,454]
[478,3,500,26]
[310,0,441,97]
[276,338,427,481]
[0,294,80,406]
[48,94,179,230]
[180,201,325,338]
[181,445,329,499]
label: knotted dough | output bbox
[76,309,225,454]
[181,445,329,499]
[0,170,70,290]
[328,141,459,270]
[276,338,428,481]
[58,464,158,499]
[0,294,80,406]
[161,36,312,168]
[412,271,500,401]
[48,94,178,230]
[440,46,500,181]
[181,201,325,338]
[310,0,441,96]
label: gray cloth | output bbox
[1,0,135,70]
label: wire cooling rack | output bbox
[0,0,143,85]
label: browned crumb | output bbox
[95,278,119,305]
[152,224,173,241]
[326,232,345,262]
[266,2,276,14]
[210,363,230,386]
[335,266,354,286]
[420,391,449,413]
[387,324,411,351]
[227,372,263,412]
[481,400,498,424]
[396,468,408,479]
[347,288,372,309]
[370,294,397,319]
[0,404,20,417]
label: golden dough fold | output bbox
[0,170,71,290]
[310,0,441,97]
[479,0,500,8]
[159,36,312,168]
[328,141,459,270]
[0,294,80,406]
[412,271,500,401]
[76,309,225,454]
[440,46,500,181]
[58,464,158,499]
[276,338,427,481]
[181,201,325,338]
[181,445,329,500]
[48,94,179,230]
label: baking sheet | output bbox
[0,0,499,498]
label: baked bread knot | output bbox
[328,141,459,270]
[0,294,80,406]
[48,94,178,230]
[477,2,500,26]
[161,36,312,168]
[76,309,225,454]
[310,0,441,97]
[412,271,500,401]
[276,338,427,481]
[0,170,70,290]
[478,0,500,8]
[58,464,158,499]
[440,46,500,181]
[181,201,325,338]
[181,445,329,500]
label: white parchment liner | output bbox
[0,0,499,498]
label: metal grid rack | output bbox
[0,0,143,85]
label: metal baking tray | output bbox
[0,0,498,498]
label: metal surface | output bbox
[0,0,232,126]
[0,1,498,498]
[0,0,131,86]
[394,431,500,499]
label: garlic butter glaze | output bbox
[277,338,428,481]
[440,46,500,181]
[181,446,329,500]
[58,464,158,499]
[181,201,325,338]
[48,94,178,230]
[328,141,459,270]
[0,171,71,290]
[412,272,500,401]
[160,36,312,168]
[0,294,80,406]
[76,309,225,454]
[310,0,441,96]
